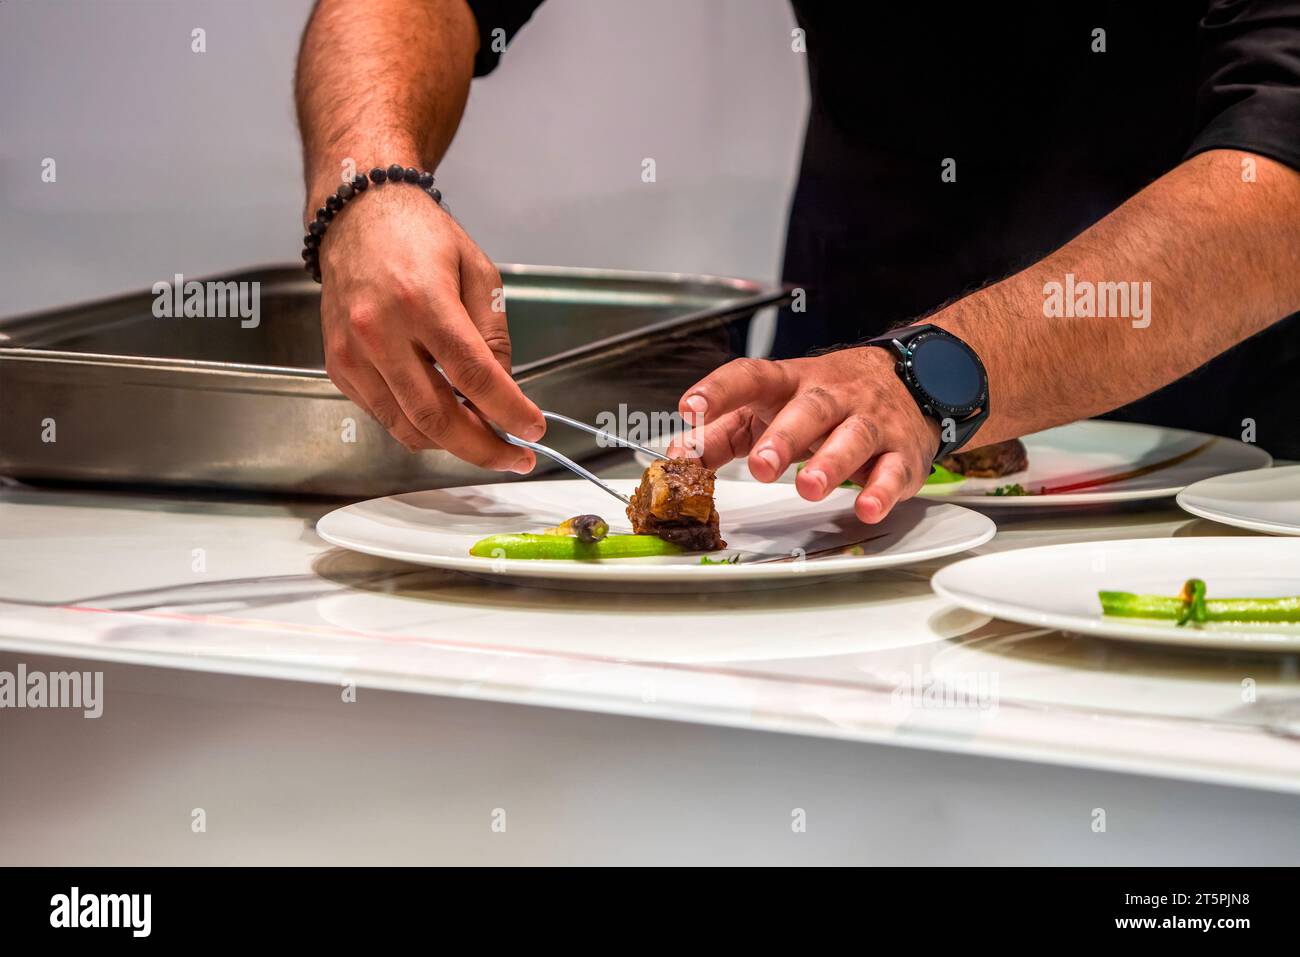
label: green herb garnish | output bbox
[987,483,1033,496]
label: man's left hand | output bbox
[667,347,942,524]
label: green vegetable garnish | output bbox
[469,533,682,561]
[926,464,964,485]
[987,483,1033,496]
[1099,578,1300,628]
[699,554,740,565]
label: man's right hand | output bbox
[314,181,544,472]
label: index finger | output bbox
[459,253,513,374]
[378,346,533,472]
[420,291,544,442]
[677,358,794,424]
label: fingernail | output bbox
[756,447,781,475]
[509,456,533,474]
[521,422,545,442]
[684,394,708,416]
[860,496,882,519]
[802,467,827,495]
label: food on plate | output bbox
[698,553,740,565]
[467,467,725,560]
[542,513,609,544]
[987,483,1031,497]
[926,463,964,485]
[1099,578,1300,627]
[626,458,726,551]
[469,533,682,560]
[941,438,1029,478]
[983,436,1219,497]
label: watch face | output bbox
[909,335,984,411]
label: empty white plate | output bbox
[636,420,1271,507]
[316,479,996,587]
[931,537,1300,651]
[1177,464,1300,536]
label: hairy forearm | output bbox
[931,150,1300,446]
[294,0,477,220]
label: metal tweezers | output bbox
[500,411,668,505]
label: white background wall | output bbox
[0,0,807,316]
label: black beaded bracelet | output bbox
[301,165,446,283]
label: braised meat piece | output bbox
[941,438,1029,478]
[626,458,725,551]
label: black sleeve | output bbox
[1185,0,1300,171]
[463,0,545,77]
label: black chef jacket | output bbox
[466,1,1300,456]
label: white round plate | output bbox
[931,537,1300,651]
[635,420,1270,507]
[1177,464,1300,536]
[316,479,995,586]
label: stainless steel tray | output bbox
[0,264,788,496]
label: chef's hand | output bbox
[668,347,941,523]
[315,184,544,471]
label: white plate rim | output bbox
[930,537,1300,651]
[1176,464,1300,537]
[316,482,997,583]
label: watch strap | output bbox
[933,414,984,462]
[865,325,989,463]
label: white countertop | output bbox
[2,463,1299,796]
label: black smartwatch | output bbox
[865,324,989,461]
